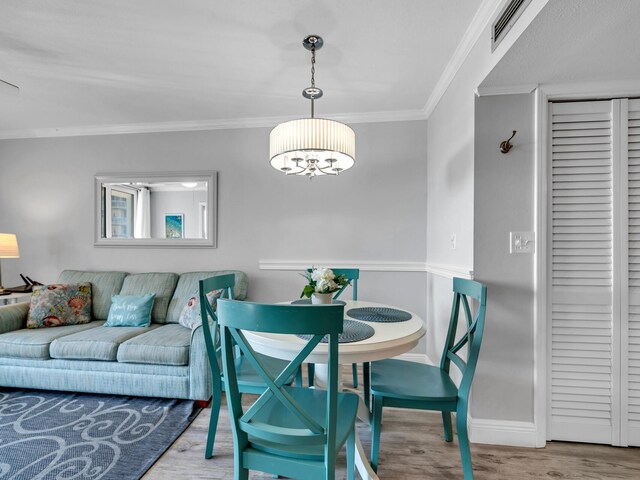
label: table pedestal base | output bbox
[312,363,379,480]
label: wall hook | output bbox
[500,130,517,154]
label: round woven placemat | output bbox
[296,319,374,344]
[346,307,412,323]
[290,299,346,306]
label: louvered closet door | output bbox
[626,99,640,446]
[550,100,618,444]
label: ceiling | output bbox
[481,0,640,89]
[0,0,482,137]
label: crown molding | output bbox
[0,108,427,141]
[423,0,505,119]
[540,80,640,100]
[476,83,538,97]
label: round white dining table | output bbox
[243,300,426,480]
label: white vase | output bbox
[311,293,333,305]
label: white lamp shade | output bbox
[0,233,19,258]
[270,118,355,176]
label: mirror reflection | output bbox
[95,172,216,248]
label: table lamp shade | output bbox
[0,234,19,258]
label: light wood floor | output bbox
[145,393,640,480]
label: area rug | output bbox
[0,388,198,480]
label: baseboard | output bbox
[468,416,540,448]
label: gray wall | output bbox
[473,92,535,421]
[150,190,207,239]
[425,16,539,425]
[425,34,494,365]
[0,121,428,346]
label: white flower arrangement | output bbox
[301,266,350,298]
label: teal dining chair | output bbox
[369,277,487,479]
[217,299,360,480]
[307,268,361,390]
[199,275,294,459]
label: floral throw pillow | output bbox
[178,289,224,330]
[27,283,92,329]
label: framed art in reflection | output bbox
[165,214,184,239]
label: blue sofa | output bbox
[0,270,248,400]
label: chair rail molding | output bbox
[258,261,428,273]
[425,263,474,279]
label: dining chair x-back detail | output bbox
[199,274,295,459]
[369,277,487,480]
[217,299,360,480]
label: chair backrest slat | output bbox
[199,274,236,378]
[217,299,345,446]
[439,278,487,400]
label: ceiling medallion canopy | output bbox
[269,35,355,178]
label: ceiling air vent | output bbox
[492,0,533,50]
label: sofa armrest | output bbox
[189,324,213,401]
[0,302,29,334]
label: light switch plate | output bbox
[510,231,535,254]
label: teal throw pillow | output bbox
[105,294,156,327]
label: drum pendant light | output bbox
[269,35,355,178]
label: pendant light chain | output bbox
[310,42,316,88]
[310,42,316,118]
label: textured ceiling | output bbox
[482,0,640,89]
[0,0,481,134]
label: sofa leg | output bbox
[195,398,212,409]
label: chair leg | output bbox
[351,363,359,388]
[363,362,370,410]
[370,395,383,473]
[442,411,453,442]
[456,405,473,480]
[296,366,303,387]
[346,427,355,480]
[308,363,315,387]
[205,391,221,459]
[235,465,249,480]
[325,449,336,480]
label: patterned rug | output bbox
[0,388,197,480]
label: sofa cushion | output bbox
[0,322,103,360]
[58,270,127,320]
[49,324,159,361]
[119,273,178,324]
[117,324,192,366]
[27,283,92,329]
[105,294,156,327]
[166,271,248,324]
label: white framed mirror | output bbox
[94,171,217,248]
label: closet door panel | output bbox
[626,99,640,446]
[550,100,615,444]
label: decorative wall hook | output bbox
[500,130,517,154]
